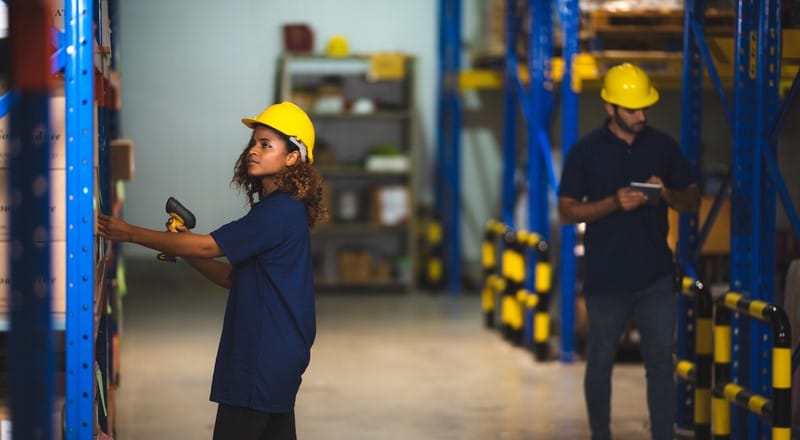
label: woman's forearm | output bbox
[183,257,233,289]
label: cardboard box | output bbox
[110,138,135,181]
[0,240,67,314]
[282,23,314,53]
[0,169,66,242]
[667,196,730,255]
[336,249,372,284]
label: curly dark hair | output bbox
[231,132,328,229]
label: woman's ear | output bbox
[285,149,301,166]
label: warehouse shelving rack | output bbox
[437,0,581,356]
[276,54,421,292]
[684,0,800,437]
[3,0,122,438]
[439,4,799,436]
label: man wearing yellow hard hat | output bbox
[557,63,700,440]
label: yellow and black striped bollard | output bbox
[500,228,526,346]
[481,220,502,328]
[527,233,552,361]
[680,276,712,440]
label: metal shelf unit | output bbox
[3,0,123,438]
[5,3,56,439]
[277,54,420,293]
[678,0,800,437]
[437,0,581,357]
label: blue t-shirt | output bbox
[209,191,316,412]
[558,121,693,295]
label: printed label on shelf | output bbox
[0,240,67,314]
[0,96,67,169]
[0,169,67,241]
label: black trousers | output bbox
[212,404,297,440]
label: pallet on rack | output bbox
[583,8,735,51]
[585,8,734,35]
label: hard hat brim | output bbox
[601,88,660,109]
[241,118,261,128]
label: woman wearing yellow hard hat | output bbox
[98,101,327,440]
[558,63,699,440]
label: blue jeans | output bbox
[583,274,676,440]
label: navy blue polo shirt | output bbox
[558,121,693,295]
[209,191,315,412]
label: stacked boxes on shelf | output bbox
[278,53,418,290]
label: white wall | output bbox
[117,0,445,257]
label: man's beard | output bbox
[613,111,646,134]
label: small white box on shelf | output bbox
[365,155,409,173]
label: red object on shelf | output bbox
[282,24,314,53]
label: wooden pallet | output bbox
[585,8,735,36]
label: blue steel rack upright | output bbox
[675,0,706,431]
[64,0,96,438]
[437,0,463,295]
[557,0,581,363]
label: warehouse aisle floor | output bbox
[115,259,653,440]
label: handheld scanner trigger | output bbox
[166,197,196,229]
[165,197,196,230]
[158,197,196,263]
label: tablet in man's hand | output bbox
[629,181,662,206]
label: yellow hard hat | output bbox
[326,35,349,57]
[241,101,316,163]
[600,63,659,109]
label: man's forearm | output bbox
[558,195,619,224]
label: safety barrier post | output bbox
[424,220,444,289]
[674,276,713,440]
[481,220,504,328]
[522,232,552,361]
[500,227,526,345]
[713,294,732,440]
[481,220,554,360]
[713,292,793,440]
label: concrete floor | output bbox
[114,259,655,440]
